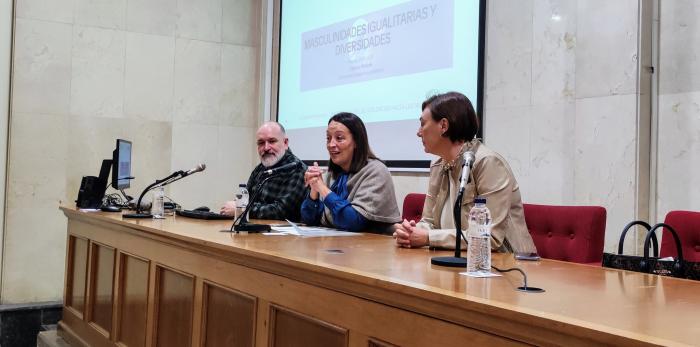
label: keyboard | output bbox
[176,209,233,220]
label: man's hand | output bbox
[220,200,237,216]
[393,219,429,248]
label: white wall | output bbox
[4,0,262,304]
[657,1,700,222]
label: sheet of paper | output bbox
[262,230,298,236]
[460,271,502,278]
[269,225,360,237]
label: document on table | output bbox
[460,271,502,278]
[263,220,360,237]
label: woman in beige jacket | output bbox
[393,92,537,254]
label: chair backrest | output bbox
[523,203,607,264]
[660,210,700,262]
[402,193,426,223]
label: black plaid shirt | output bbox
[246,149,307,221]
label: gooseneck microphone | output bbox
[431,150,476,268]
[458,151,475,192]
[123,163,207,219]
[182,163,206,177]
[263,161,299,175]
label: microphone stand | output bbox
[431,156,473,267]
[123,171,186,218]
[225,175,276,233]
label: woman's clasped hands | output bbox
[304,162,329,199]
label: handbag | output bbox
[602,220,660,273]
[603,221,700,280]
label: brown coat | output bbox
[417,140,537,253]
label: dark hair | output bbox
[327,112,378,176]
[421,91,479,143]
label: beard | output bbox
[261,151,283,167]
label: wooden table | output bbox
[59,207,699,347]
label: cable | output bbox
[491,265,545,293]
[491,265,528,288]
[163,195,180,210]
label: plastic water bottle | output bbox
[151,186,165,219]
[466,197,491,274]
[238,184,249,207]
[237,184,249,208]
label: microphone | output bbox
[431,150,476,268]
[182,163,206,177]
[263,161,299,175]
[458,151,475,192]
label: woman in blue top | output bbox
[301,112,401,234]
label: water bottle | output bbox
[238,184,249,208]
[234,194,244,219]
[152,186,165,219]
[466,197,491,274]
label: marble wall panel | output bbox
[126,0,178,36]
[484,0,533,109]
[221,44,258,127]
[124,32,175,122]
[2,206,67,303]
[222,0,260,46]
[176,0,223,42]
[75,0,127,30]
[12,19,72,115]
[70,26,126,118]
[7,113,68,210]
[575,0,638,98]
[656,0,700,224]
[575,94,638,253]
[531,0,576,105]
[524,102,576,205]
[483,105,532,179]
[659,1,700,95]
[656,92,700,221]
[3,113,68,303]
[173,38,222,125]
[16,0,75,24]
[216,125,256,188]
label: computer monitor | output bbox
[111,139,132,190]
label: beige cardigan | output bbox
[417,140,537,253]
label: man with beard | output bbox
[220,122,307,221]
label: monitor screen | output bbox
[112,139,132,190]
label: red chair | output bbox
[402,193,426,223]
[523,203,606,265]
[660,210,700,262]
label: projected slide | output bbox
[301,2,453,92]
[278,0,483,166]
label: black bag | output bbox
[603,221,700,280]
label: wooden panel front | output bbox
[154,266,194,347]
[269,305,348,347]
[117,253,149,347]
[66,236,89,317]
[88,242,115,336]
[201,282,256,347]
